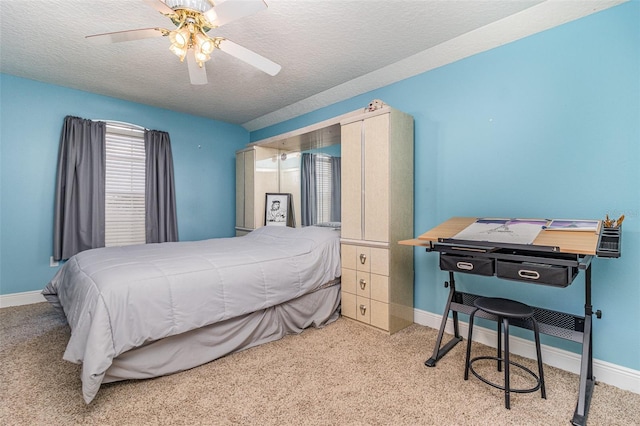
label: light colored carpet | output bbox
[1,302,638,425]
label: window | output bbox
[104,122,146,247]
[315,155,333,223]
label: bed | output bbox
[43,225,342,403]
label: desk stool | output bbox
[464,297,546,409]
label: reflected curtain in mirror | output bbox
[330,156,341,222]
[301,153,341,226]
[53,116,106,261]
[301,153,317,226]
[144,130,179,243]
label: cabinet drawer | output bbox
[496,261,577,287]
[343,244,390,275]
[350,273,388,302]
[440,254,494,276]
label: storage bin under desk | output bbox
[440,254,494,276]
[496,260,577,287]
[439,253,578,287]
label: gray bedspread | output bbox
[43,225,341,403]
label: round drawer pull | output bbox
[359,279,367,290]
[518,269,540,280]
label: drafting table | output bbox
[401,217,621,426]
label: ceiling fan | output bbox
[86,0,281,85]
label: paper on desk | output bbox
[453,218,548,245]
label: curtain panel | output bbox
[300,153,317,226]
[144,130,179,243]
[53,118,179,260]
[53,116,106,261]
[330,156,341,222]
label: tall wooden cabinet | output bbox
[340,106,414,334]
[235,146,279,236]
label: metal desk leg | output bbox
[572,264,595,426]
[425,272,463,367]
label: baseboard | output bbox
[0,290,46,308]
[413,308,640,395]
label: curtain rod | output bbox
[97,119,147,133]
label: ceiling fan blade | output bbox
[86,28,166,44]
[218,39,281,76]
[186,49,208,85]
[203,0,267,27]
[142,0,176,16]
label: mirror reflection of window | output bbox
[301,152,341,226]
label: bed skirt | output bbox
[102,281,341,384]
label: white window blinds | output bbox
[105,123,146,247]
[316,155,332,223]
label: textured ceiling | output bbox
[0,0,625,131]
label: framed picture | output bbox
[265,193,295,227]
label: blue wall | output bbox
[0,75,249,295]
[250,3,640,371]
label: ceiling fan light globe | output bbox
[169,30,188,48]
[195,50,210,63]
[179,27,191,42]
[195,33,215,54]
[170,25,191,47]
[169,44,187,61]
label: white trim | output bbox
[413,308,640,395]
[0,290,46,308]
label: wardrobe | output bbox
[339,106,414,334]
[236,104,415,333]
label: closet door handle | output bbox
[359,253,367,264]
[359,279,367,290]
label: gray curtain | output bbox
[330,156,341,222]
[301,153,317,226]
[145,130,178,243]
[53,116,106,261]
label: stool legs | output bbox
[503,318,511,409]
[464,308,478,381]
[496,318,503,372]
[532,317,547,399]
[464,310,546,410]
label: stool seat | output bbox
[465,296,546,410]
[474,297,534,318]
